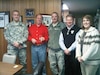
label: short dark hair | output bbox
[66,14,74,20]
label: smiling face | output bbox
[83,18,91,30]
[82,15,92,30]
[12,11,20,22]
[36,14,43,25]
[66,16,74,27]
[51,12,58,24]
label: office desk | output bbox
[0,62,23,75]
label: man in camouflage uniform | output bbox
[48,12,66,75]
[4,10,28,74]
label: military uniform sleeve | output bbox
[4,24,14,44]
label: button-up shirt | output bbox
[28,24,49,45]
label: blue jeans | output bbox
[31,44,47,75]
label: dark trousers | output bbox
[65,51,81,75]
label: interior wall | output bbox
[0,0,61,74]
[0,0,61,22]
[71,12,96,27]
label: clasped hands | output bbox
[64,49,71,55]
[13,42,22,49]
[31,37,45,44]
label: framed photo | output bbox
[0,11,10,28]
[27,19,34,27]
[42,14,52,26]
[25,9,34,17]
[27,19,34,24]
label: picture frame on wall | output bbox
[42,14,52,26]
[27,19,34,27]
[25,9,34,17]
[27,19,34,24]
[0,11,10,28]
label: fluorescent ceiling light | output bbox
[62,4,69,10]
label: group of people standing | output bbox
[4,10,100,75]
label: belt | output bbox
[33,43,45,46]
[48,47,61,52]
[36,44,42,46]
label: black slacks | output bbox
[64,51,81,75]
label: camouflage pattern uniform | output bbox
[4,21,28,73]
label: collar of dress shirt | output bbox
[66,24,74,30]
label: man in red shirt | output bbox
[28,14,49,75]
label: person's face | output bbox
[12,11,20,22]
[83,18,91,29]
[36,15,42,25]
[52,13,58,23]
[66,16,74,27]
